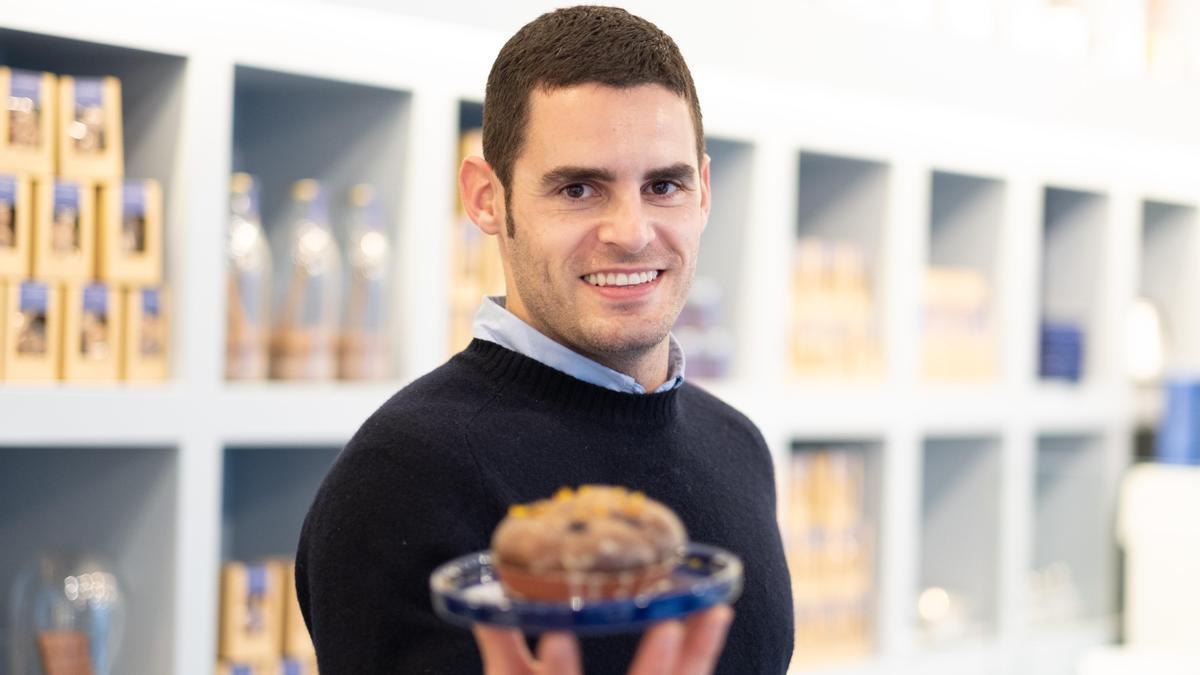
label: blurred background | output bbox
[2,0,1200,673]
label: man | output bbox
[296,6,794,673]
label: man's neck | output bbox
[581,339,671,393]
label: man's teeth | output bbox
[584,270,659,287]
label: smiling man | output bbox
[296,6,793,674]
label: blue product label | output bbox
[10,69,41,100]
[247,565,267,596]
[142,289,161,317]
[232,666,252,675]
[74,77,105,107]
[123,180,146,217]
[55,181,80,209]
[82,284,108,316]
[0,174,14,201]
[19,281,48,312]
[283,660,302,675]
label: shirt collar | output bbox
[471,296,685,395]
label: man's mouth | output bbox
[581,270,660,287]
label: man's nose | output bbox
[597,189,655,253]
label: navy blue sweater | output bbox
[296,339,793,673]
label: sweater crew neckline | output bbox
[460,339,680,425]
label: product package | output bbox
[97,178,162,285]
[2,280,62,381]
[62,282,123,381]
[0,67,56,176]
[0,173,32,279]
[57,75,123,181]
[226,173,272,380]
[339,184,390,380]
[219,561,285,662]
[123,286,169,381]
[271,179,341,381]
[279,561,315,660]
[33,178,95,281]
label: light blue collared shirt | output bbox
[472,296,685,395]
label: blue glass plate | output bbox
[430,543,743,636]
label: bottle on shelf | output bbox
[225,173,273,381]
[271,179,342,381]
[339,184,391,380]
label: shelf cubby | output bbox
[924,171,1006,382]
[0,445,178,675]
[1032,434,1117,625]
[221,445,340,562]
[1139,200,1200,374]
[791,152,889,379]
[1040,187,1109,385]
[918,436,1001,644]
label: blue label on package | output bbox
[0,174,15,202]
[247,565,267,596]
[142,289,161,317]
[19,281,48,312]
[55,181,80,209]
[73,77,105,107]
[232,666,252,675]
[82,284,108,316]
[283,660,302,675]
[123,180,146,218]
[10,69,41,101]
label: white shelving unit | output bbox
[2,1,1196,673]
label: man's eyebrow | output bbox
[644,163,696,184]
[540,166,617,189]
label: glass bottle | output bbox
[225,172,272,380]
[339,184,391,380]
[271,179,341,380]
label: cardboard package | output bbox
[219,561,285,662]
[33,178,94,281]
[123,286,169,381]
[0,67,56,176]
[97,178,162,284]
[2,280,62,381]
[0,173,32,279]
[62,282,123,381]
[57,75,123,181]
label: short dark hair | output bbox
[483,6,705,236]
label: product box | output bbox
[219,561,285,662]
[57,75,123,181]
[62,282,123,381]
[123,286,169,381]
[33,178,95,281]
[2,280,62,381]
[0,173,32,279]
[279,560,315,659]
[0,68,56,176]
[97,178,162,285]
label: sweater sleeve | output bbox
[294,407,495,674]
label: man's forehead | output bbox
[519,83,698,174]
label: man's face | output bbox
[499,83,710,361]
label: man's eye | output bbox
[649,181,679,196]
[561,184,593,199]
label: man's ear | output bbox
[699,152,712,230]
[459,155,504,236]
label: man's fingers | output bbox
[628,620,685,675]
[675,605,734,675]
[473,624,535,675]
[534,632,582,675]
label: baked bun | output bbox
[491,485,687,601]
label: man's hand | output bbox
[472,605,733,675]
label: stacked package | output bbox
[218,559,317,674]
[789,238,881,378]
[0,67,168,383]
[784,447,874,668]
